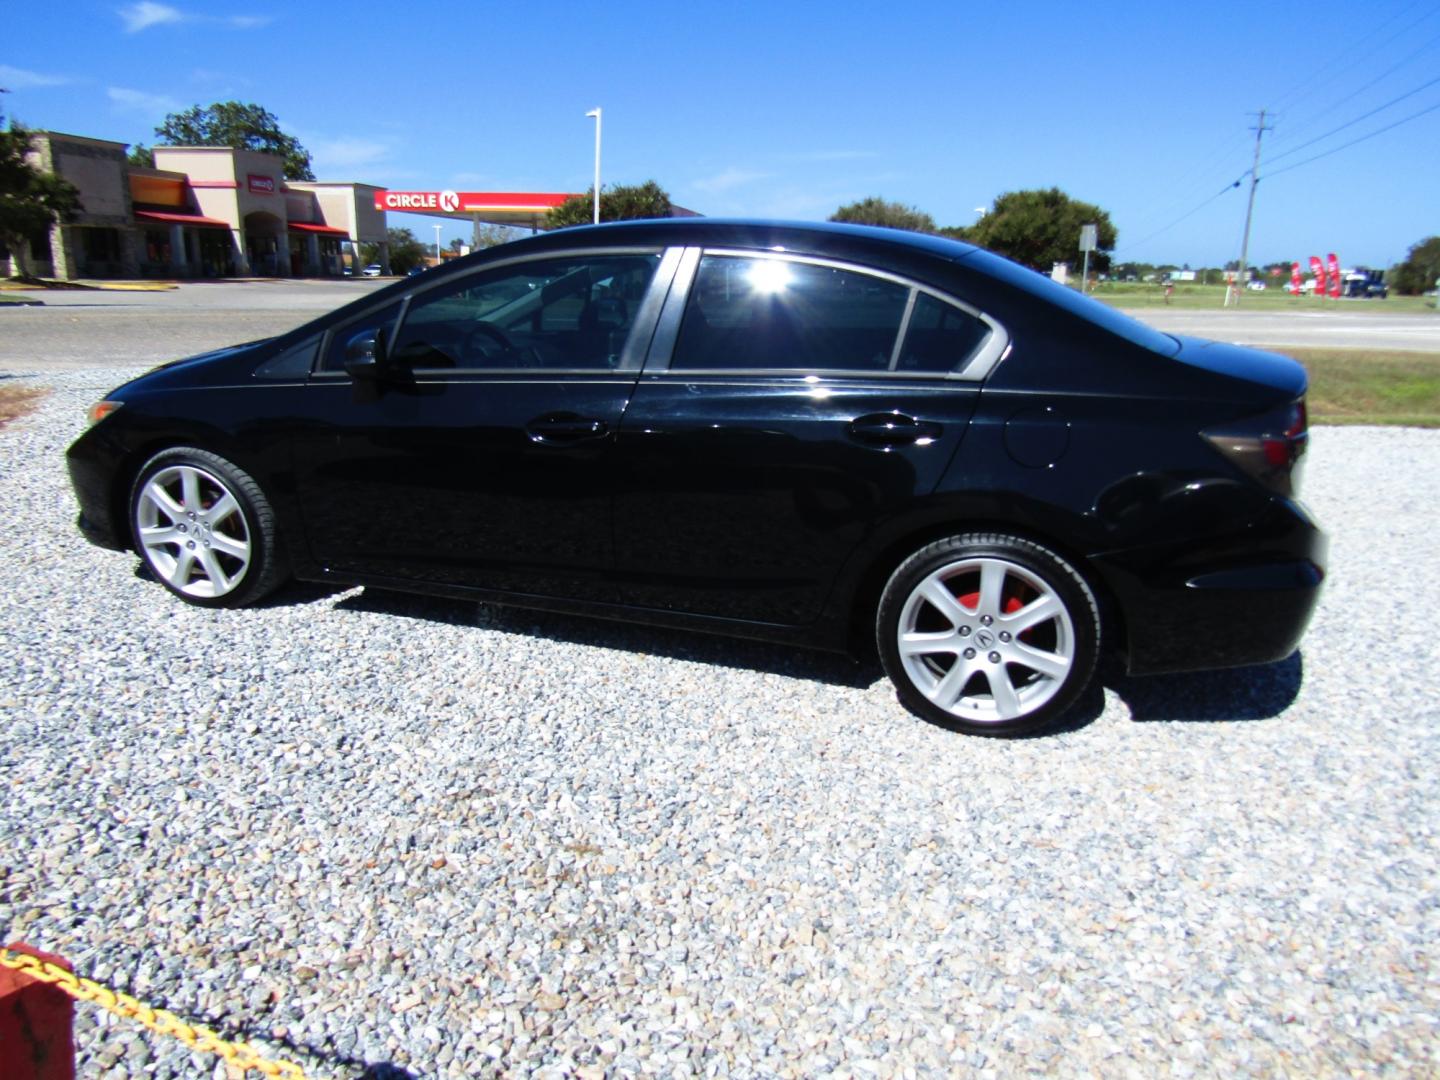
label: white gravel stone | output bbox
[1,366,1438,1077]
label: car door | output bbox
[291,248,678,599]
[611,248,1006,625]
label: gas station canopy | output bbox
[373,190,577,231]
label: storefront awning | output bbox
[135,210,231,228]
[287,221,350,237]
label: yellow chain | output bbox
[0,948,309,1079]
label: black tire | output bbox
[128,447,287,608]
[876,533,1100,737]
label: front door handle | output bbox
[526,413,609,443]
[847,412,942,446]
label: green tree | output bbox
[127,143,154,168]
[361,227,428,274]
[828,197,937,233]
[546,180,671,229]
[0,116,82,279]
[1390,236,1440,296]
[471,223,521,249]
[154,101,314,180]
[961,187,1117,273]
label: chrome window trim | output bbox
[889,288,919,371]
[642,246,702,373]
[649,247,1010,382]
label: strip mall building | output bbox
[2,129,576,280]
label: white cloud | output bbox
[0,65,72,89]
[119,2,185,32]
[107,85,182,116]
[118,3,273,32]
[308,136,393,171]
[692,167,771,194]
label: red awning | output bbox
[287,221,349,236]
[135,209,230,228]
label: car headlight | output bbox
[86,400,123,425]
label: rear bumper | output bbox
[1093,501,1327,676]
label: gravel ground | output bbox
[2,367,1438,1078]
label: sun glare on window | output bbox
[746,259,793,294]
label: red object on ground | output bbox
[0,943,76,1080]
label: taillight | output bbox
[1202,399,1308,497]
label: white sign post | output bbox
[1079,224,1097,293]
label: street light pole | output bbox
[433,224,442,263]
[586,108,602,225]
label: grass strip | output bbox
[1283,348,1440,428]
[1097,281,1437,314]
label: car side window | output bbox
[321,301,404,372]
[897,292,992,373]
[389,254,661,372]
[672,256,911,372]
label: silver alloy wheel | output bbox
[135,464,251,599]
[896,556,1075,724]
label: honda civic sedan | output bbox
[67,220,1325,736]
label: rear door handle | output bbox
[526,413,609,442]
[847,412,942,446]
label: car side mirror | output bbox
[343,325,390,381]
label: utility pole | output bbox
[1226,109,1273,308]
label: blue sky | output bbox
[5,1,1438,268]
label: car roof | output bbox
[507,217,983,264]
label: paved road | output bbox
[1122,307,1440,352]
[0,281,389,371]
[2,281,1437,372]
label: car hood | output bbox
[114,337,278,394]
[1169,336,1307,398]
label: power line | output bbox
[1271,27,1440,148]
[1114,180,1239,254]
[1266,96,1440,178]
[1266,72,1440,165]
[1267,1,1440,116]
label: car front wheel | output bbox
[129,447,287,607]
[877,533,1100,736]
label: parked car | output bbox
[66,220,1325,736]
[361,264,384,277]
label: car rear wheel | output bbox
[877,533,1100,736]
[129,448,286,608]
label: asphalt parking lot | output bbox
[2,292,1438,1076]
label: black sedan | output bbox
[67,220,1325,736]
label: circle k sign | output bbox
[374,190,466,213]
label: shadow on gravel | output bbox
[336,587,884,689]
[118,994,414,1080]
[329,587,1304,728]
[1105,651,1304,723]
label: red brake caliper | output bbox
[959,590,1031,641]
